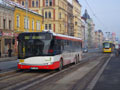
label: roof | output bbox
[82,9,91,20]
[67,0,72,4]
[2,0,43,17]
[98,30,102,32]
[0,0,14,10]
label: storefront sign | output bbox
[14,33,19,37]
[2,32,14,37]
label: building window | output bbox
[36,0,39,7]
[49,24,51,30]
[9,20,11,30]
[45,12,47,18]
[17,15,20,28]
[75,22,77,25]
[22,1,24,6]
[24,17,27,29]
[49,0,52,6]
[45,24,47,30]
[59,12,61,19]
[24,17,29,29]
[3,19,6,29]
[27,18,29,29]
[32,20,34,30]
[49,12,51,18]
[24,18,26,29]
[36,21,40,31]
[45,0,48,6]
[32,1,34,7]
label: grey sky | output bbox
[79,0,120,38]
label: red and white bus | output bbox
[17,31,82,70]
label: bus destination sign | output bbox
[24,36,46,40]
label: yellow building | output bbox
[4,0,43,33]
[4,0,43,55]
[14,7,43,33]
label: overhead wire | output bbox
[84,0,108,30]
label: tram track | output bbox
[22,54,110,90]
[18,54,105,90]
[71,54,111,90]
[0,53,106,90]
[0,69,56,90]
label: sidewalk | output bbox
[93,55,120,90]
[0,56,17,62]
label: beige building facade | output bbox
[72,0,82,38]
[0,3,14,57]
[67,1,74,36]
[95,30,104,48]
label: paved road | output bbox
[88,48,102,53]
[93,55,120,90]
[0,60,17,72]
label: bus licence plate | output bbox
[31,67,38,70]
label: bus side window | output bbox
[61,40,64,51]
[53,39,62,54]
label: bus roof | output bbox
[18,31,82,42]
[53,33,82,41]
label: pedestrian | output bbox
[8,48,12,57]
[0,51,1,57]
[115,45,120,57]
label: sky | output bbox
[78,0,120,39]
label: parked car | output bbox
[82,48,88,53]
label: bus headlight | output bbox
[19,59,24,63]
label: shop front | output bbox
[1,31,15,57]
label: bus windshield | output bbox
[18,33,54,59]
[103,43,110,48]
[18,39,52,59]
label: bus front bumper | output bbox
[18,61,60,70]
[103,48,112,53]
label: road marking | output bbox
[85,54,113,90]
